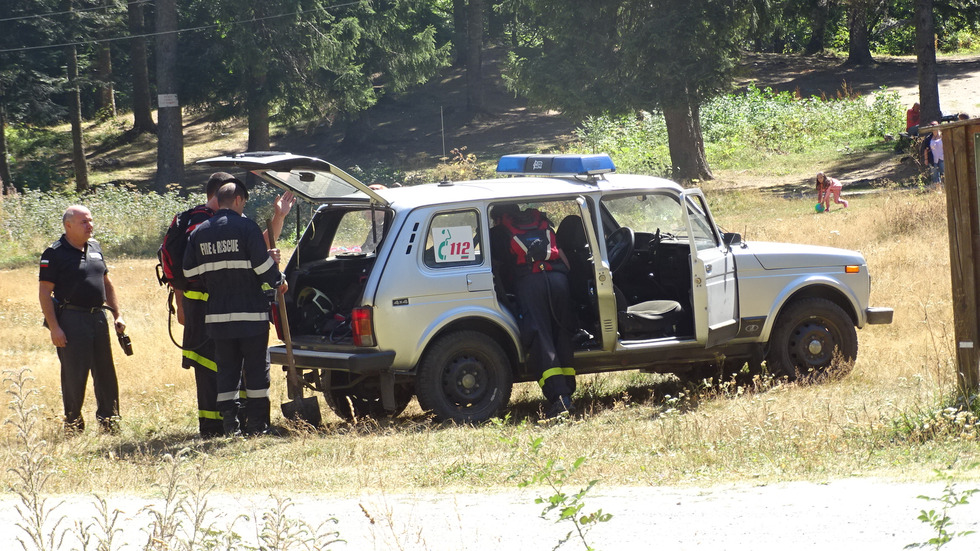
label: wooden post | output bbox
[931,118,980,394]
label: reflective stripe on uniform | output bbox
[205,311,269,323]
[539,367,576,387]
[217,391,239,402]
[199,409,222,420]
[182,349,217,372]
[253,256,275,275]
[184,259,253,278]
[245,388,270,399]
[184,290,209,301]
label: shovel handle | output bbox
[267,219,301,398]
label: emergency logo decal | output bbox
[434,226,473,262]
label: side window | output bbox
[424,210,483,268]
[685,195,720,251]
[328,208,387,258]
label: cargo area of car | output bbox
[282,205,388,344]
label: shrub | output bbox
[569,85,904,175]
[0,188,196,268]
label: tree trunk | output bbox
[246,72,271,152]
[155,0,183,193]
[128,0,155,134]
[915,0,941,124]
[67,43,89,192]
[846,2,875,65]
[661,90,713,182]
[0,103,12,195]
[804,0,830,55]
[453,0,467,67]
[466,0,484,113]
[96,43,115,118]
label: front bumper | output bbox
[268,345,396,373]
[866,307,894,325]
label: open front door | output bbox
[575,198,618,351]
[682,190,738,348]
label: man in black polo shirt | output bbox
[39,205,126,434]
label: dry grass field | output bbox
[1,185,976,508]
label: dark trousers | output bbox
[515,271,576,402]
[181,294,223,437]
[214,331,270,432]
[56,309,119,430]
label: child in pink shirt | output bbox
[816,172,848,212]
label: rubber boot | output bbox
[245,397,271,436]
[221,404,241,437]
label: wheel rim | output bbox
[786,319,838,370]
[441,353,490,406]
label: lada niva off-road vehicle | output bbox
[200,152,893,423]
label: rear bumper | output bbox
[866,307,894,325]
[268,345,396,373]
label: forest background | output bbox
[1,0,979,197]
[2,2,980,549]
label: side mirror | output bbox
[723,232,742,248]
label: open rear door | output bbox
[682,190,738,348]
[198,152,389,206]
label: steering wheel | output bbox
[606,226,635,274]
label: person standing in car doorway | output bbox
[183,181,288,436]
[495,207,576,418]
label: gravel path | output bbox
[2,478,979,550]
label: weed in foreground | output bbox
[5,367,67,551]
[497,417,613,551]
[906,470,978,550]
[4,367,345,551]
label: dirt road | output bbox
[2,478,978,550]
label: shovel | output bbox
[267,219,321,427]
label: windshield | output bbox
[601,193,687,238]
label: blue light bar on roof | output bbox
[496,154,616,176]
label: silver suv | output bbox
[200,152,893,423]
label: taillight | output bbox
[351,306,376,347]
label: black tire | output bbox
[323,372,414,422]
[766,297,858,381]
[416,330,513,423]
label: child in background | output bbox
[816,172,848,212]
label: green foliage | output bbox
[4,125,72,191]
[0,188,196,268]
[906,471,978,550]
[569,85,904,175]
[891,394,980,444]
[496,419,613,551]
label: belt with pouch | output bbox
[62,304,105,314]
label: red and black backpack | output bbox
[501,209,563,274]
[156,204,214,290]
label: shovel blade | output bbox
[281,396,322,428]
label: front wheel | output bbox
[766,297,858,381]
[416,330,513,423]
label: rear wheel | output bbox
[416,330,513,423]
[766,297,857,381]
[323,372,413,421]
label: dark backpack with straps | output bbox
[501,209,564,274]
[156,205,213,291]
